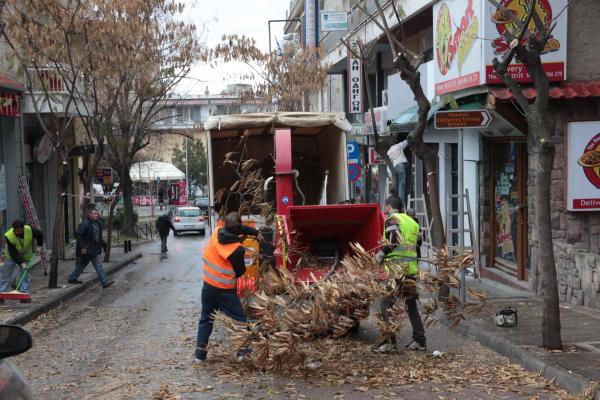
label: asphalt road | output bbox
[13,234,567,399]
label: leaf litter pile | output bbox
[201,246,566,398]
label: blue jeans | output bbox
[394,162,408,204]
[0,259,30,293]
[196,283,245,347]
[69,255,109,286]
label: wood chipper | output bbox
[204,112,384,287]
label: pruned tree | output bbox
[212,35,329,111]
[355,1,446,250]
[487,0,566,350]
[94,0,201,235]
[4,0,95,287]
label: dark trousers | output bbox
[160,235,168,253]
[196,283,245,348]
[380,277,426,345]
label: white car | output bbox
[172,207,206,236]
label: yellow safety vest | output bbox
[3,226,34,262]
[383,213,420,276]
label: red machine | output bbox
[168,181,187,206]
[272,129,384,283]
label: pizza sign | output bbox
[567,122,600,211]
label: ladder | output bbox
[445,189,479,272]
[17,175,49,274]
[406,195,434,260]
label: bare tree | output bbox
[487,0,564,349]
[355,0,446,249]
[212,35,329,111]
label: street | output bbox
[13,235,567,400]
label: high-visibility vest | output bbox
[3,226,34,262]
[203,228,240,289]
[383,213,420,276]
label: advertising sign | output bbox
[347,141,359,164]
[434,0,484,95]
[567,122,600,211]
[320,11,348,31]
[368,148,383,165]
[484,0,567,84]
[435,110,491,129]
[363,107,389,135]
[348,40,363,114]
[304,0,318,48]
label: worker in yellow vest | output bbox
[195,212,263,362]
[373,196,426,353]
[1,220,44,303]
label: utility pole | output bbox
[185,130,189,205]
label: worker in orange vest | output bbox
[195,212,262,362]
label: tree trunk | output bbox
[104,188,120,263]
[49,165,70,289]
[120,169,135,236]
[530,122,561,349]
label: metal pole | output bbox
[185,132,189,205]
[268,21,272,53]
[458,128,466,306]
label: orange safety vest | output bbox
[203,229,240,289]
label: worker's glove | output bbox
[20,263,28,270]
[374,251,385,265]
[36,246,43,253]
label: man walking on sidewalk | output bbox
[195,212,263,361]
[68,205,114,289]
[373,196,426,353]
[155,211,176,253]
[1,220,44,303]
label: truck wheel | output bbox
[174,231,179,237]
[198,229,205,236]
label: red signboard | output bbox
[0,92,20,117]
[434,110,491,129]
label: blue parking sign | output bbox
[347,141,359,164]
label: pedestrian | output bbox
[373,196,426,353]
[0,220,44,303]
[195,212,263,361]
[158,188,165,211]
[155,211,175,253]
[67,205,114,289]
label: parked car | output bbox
[172,206,205,236]
[193,197,209,215]
[0,325,33,399]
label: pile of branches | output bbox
[213,244,486,372]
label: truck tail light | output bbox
[175,217,180,222]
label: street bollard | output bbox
[124,240,128,253]
[127,240,132,252]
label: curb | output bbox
[6,253,142,326]
[440,312,599,398]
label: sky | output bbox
[177,0,291,95]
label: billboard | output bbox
[567,122,600,211]
[483,0,568,84]
[433,0,568,95]
[347,40,363,114]
[434,0,484,95]
[320,11,348,31]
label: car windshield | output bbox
[178,208,200,217]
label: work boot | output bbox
[405,341,427,351]
[195,346,207,361]
[68,278,83,284]
[372,342,397,354]
[102,280,114,289]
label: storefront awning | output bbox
[389,102,443,134]
[490,80,600,101]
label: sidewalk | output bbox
[451,276,600,398]
[0,240,152,325]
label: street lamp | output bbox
[268,18,302,53]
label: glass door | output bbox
[492,142,527,279]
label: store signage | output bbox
[320,11,348,31]
[347,141,359,164]
[368,147,383,165]
[304,0,318,48]
[434,110,491,129]
[348,163,361,183]
[0,92,20,117]
[96,168,113,186]
[363,107,389,135]
[433,0,568,95]
[484,0,567,84]
[347,40,363,114]
[434,0,483,95]
[567,122,600,211]
[33,134,55,164]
